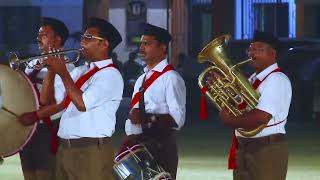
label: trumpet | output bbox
[9,48,84,70]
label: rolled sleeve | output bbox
[165,72,186,129]
[82,69,123,111]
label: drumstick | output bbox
[1,106,18,118]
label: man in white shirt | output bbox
[21,17,123,180]
[18,17,72,180]
[122,23,186,179]
[219,31,292,180]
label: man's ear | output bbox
[104,40,109,48]
[56,36,63,47]
[160,44,167,53]
[271,48,276,57]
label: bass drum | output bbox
[0,65,39,158]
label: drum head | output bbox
[0,65,38,158]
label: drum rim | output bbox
[114,144,145,163]
[1,71,39,158]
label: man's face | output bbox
[80,27,106,61]
[247,42,276,71]
[37,25,59,53]
[139,35,166,64]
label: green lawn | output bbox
[1,122,319,180]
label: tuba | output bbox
[198,34,265,137]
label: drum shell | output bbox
[113,144,172,180]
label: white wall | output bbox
[109,8,128,63]
[109,8,167,63]
[147,9,167,29]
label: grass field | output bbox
[1,121,319,180]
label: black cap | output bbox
[41,17,69,45]
[253,31,278,50]
[87,17,122,52]
[142,23,172,45]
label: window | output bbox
[126,1,146,46]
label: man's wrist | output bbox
[33,111,41,122]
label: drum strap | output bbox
[228,68,283,170]
[139,74,147,127]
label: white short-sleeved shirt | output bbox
[25,58,75,120]
[235,63,292,138]
[125,59,186,136]
[54,59,124,139]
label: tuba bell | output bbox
[198,34,265,137]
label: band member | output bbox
[18,17,73,180]
[219,31,292,180]
[19,17,123,180]
[123,23,186,179]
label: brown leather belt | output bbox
[237,133,285,147]
[59,137,111,148]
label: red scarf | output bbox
[130,65,174,110]
[64,64,115,109]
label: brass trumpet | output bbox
[9,48,83,70]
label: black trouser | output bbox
[142,129,178,179]
[125,130,178,179]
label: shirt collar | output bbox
[88,58,113,70]
[255,63,279,80]
[143,58,168,73]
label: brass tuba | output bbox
[198,34,265,137]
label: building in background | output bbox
[234,0,296,39]
[0,0,83,64]
[2,0,320,65]
[296,0,320,38]
[108,0,169,64]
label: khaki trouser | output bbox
[55,137,114,180]
[19,121,59,180]
[233,134,288,180]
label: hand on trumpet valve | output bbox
[42,47,68,76]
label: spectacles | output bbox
[246,47,270,55]
[81,34,104,41]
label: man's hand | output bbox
[128,108,141,124]
[219,107,235,127]
[18,112,40,126]
[42,49,68,77]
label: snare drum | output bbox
[113,144,172,180]
[0,65,39,158]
